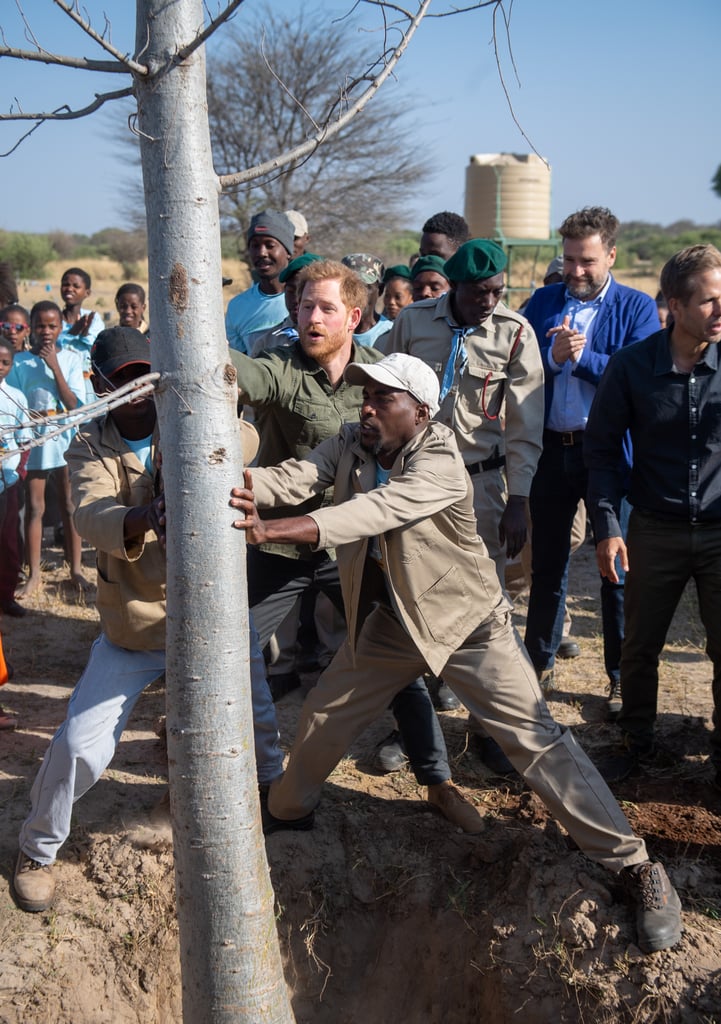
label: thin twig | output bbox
[52,0,148,74]
[0,374,160,461]
[176,0,247,62]
[258,27,320,133]
[0,87,134,125]
[491,2,546,165]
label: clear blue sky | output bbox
[1,0,719,236]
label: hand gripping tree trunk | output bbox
[134,2,293,1021]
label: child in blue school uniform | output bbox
[9,301,85,598]
[0,332,30,617]
[59,267,103,403]
[1,305,32,354]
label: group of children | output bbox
[379,256,452,322]
[0,270,149,729]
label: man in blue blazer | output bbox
[522,207,659,714]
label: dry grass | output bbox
[16,257,251,324]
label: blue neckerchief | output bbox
[439,322,474,402]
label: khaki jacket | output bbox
[67,416,166,651]
[252,422,504,676]
[385,293,544,497]
[230,340,382,559]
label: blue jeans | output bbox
[19,623,284,864]
[525,436,629,682]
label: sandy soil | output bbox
[0,531,720,1024]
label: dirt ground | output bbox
[1,533,720,1024]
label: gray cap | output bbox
[344,352,440,416]
[246,210,295,255]
[544,255,564,282]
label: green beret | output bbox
[410,255,450,281]
[444,239,507,282]
[382,264,412,284]
[279,252,323,283]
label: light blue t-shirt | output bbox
[354,318,393,349]
[225,283,288,355]
[0,380,31,492]
[122,433,154,475]
[368,464,392,565]
[8,348,85,471]
[60,307,104,404]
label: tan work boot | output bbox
[13,852,56,913]
[427,781,485,834]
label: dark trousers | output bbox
[619,511,721,765]
[525,436,626,681]
[247,547,450,785]
[0,482,22,604]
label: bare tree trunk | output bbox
[133,1,293,1020]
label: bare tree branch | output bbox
[175,0,247,61]
[52,0,148,74]
[0,86,134,130]
[218,0,432,190]
[0,44,128,73]
[357,0,500,18]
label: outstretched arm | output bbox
[230,469,319,546]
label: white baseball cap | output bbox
[284,209,309,237]
[344,352,440,416]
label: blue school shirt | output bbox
[8,348,85,470]
[0,380,31,492]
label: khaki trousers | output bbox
[269,601,648,872]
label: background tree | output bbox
[90,226,148,276]
[713,163,721,200]
[207,7,430,256]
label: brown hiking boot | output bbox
[427,781,485,834]
[13,852,56,913]
[623,861,683,953]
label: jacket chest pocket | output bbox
[291,398,340,448]
[462,364,508,419]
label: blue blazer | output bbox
[524,277,660,424]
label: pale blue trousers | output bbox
[20,623,283,864]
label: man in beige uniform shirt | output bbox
[385,238,544,577]
[384,239,545,773]
[230,352,681,956]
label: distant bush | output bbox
[0,233,57,278]
[70,243,106,261]
[47,230,79,260]
[220,232,241,260]
[90,228,147,276]
[617,221,721,270]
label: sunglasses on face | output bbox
[0,322,27,333]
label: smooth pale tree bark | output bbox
[133,2,293,1020]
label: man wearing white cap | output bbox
[284,210,310,258]
[230,351,682,957]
